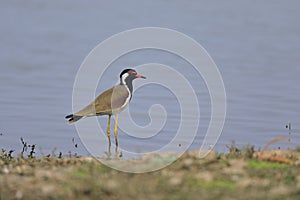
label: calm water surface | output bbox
[0,0,299,157]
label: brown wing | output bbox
[75,85,129,116]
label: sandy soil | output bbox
[1,149,300,200]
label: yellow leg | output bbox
[114,114,119,146]
[107,115,111,147]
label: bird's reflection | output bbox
[105,144,122,160]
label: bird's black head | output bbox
[119,68,146,91]
[120,68,146,81]
[119,69,132,79]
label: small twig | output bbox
[20,137,27,158]
[262,137,287,152]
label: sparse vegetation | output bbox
[20,137,36,159]
[1,139,300,199]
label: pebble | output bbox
[168,177,182,186]
[296,175,300,187]
[15,190,23,199]
[80,157,94,163]
[2,166,9,174]
[195,172,213,182]
[183,158,193,166]
[42,184,55,194]
[105,180,119,190]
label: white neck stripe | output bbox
[121,73,129,85]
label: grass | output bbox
[248,160,290,169]
[1,137,300,199]
[154,156,178,164]
[188,179,236,189]
[73,167,89,178]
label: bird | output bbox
[65,69,146,148]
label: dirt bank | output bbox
[1,149,300,200]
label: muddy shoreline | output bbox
[1,148,300,200]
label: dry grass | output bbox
[1,145,300,200]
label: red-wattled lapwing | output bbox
[65,69,146,147]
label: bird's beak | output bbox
[136,73,146,79]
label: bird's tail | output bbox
[65,114,83,124]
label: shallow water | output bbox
[0,1,299,157]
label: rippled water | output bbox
[0,1,299,157]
